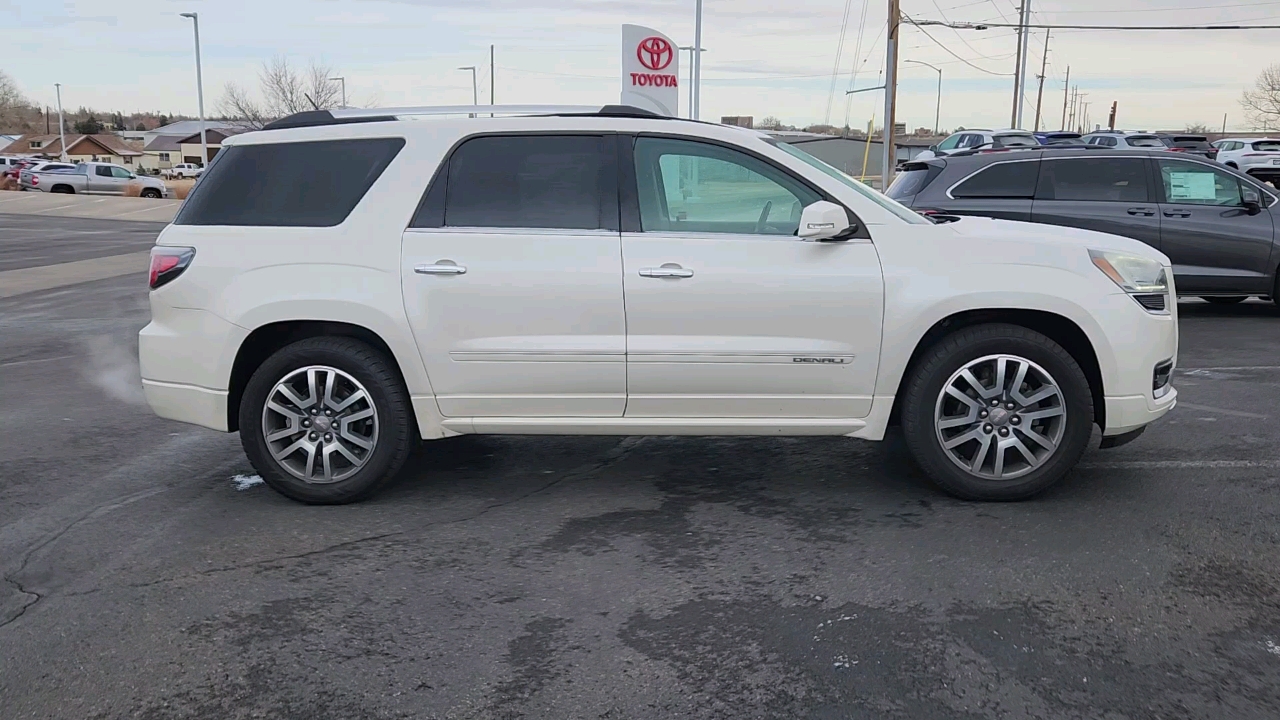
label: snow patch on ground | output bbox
[1265,640,1280,656]
[231,474,264,491]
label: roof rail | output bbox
[261,104,670,131]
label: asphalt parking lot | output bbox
[2,214,1280,719]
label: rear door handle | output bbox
[415,262,467,275]
[639,266,694,279]
[1163,210,1192,218]
[1126,207,1155,216]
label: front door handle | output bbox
[1127,207,1155,216]
[639,265,694,279]
[415,261,467,275]
[1163,210,1192,218]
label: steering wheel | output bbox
[755,201,773,234]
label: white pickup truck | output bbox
[26,161,169,198]
[164,163,204,179]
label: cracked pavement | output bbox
[2,215,1280,719]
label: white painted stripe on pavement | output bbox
[1081,460,1280,469]
[0,251,150,299]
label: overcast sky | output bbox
[5,0,1279,132]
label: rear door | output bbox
[401,133,627,417]
[940,158,1038,220]
[1154,157,1276,294]
[1030,156,1161,250]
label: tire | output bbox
[901,323,1094,501]
[51,185,74,194]
[140,188,162,199]
[1201,296,1247,305]
[238,337,415,504]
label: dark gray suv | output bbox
[888,148,1280,301]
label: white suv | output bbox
[1212,137,1280,186]
[140,104,1179,504]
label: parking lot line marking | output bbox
[1176,402,1268,419]
[1081,460,1280,469]
[31,202,86,214]
[0,251,149,299]
[107,203,181,220]
[0,354,78,369]
[0,195,39,204]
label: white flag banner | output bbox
[621,24,678,116]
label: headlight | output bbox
[1089,249,1168,294]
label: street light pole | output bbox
[678,46,704,119]
[54,83,67,162]
[329,76,346,108]
[457,66,478,116]
[904,60,942,136]
[179,12,208,168]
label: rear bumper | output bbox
[142,380,229,432]
[1104,387,1177,437]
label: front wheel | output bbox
[239,337,415,504]
[901,324,1094,501]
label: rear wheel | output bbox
[140,188,162,199]
[901,324,1094,501]
[50,185,74,194]
[1201,296,1247,305]
[239,337,415,504]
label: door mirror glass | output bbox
[1242,187,1263,213]
[796,200,851,240]
[928,144,938,152]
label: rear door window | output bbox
[886,165,940,200]
[175,138,404,227]
[1037,158,1150,202]
[950,160,1039,198]
[439,135,615,230]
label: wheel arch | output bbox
[888,308,1106,430]
[227,320,409,433]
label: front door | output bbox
[620,135,884,419]
[1154,158,1276,294]
[402,134,626,417]
[90,165,128,194]
[1030,156,1162,250]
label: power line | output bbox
[902,17,1016,75]
[932,0,1010,60]
[824,0,857,124]
[905,17,1280,30]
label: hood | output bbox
[945,216,1171,266]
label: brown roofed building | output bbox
[2,134,144,167]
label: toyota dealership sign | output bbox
[621,24,678,116]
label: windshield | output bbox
[770,140,931,225]
[1128,136,1164,147]
[996,134,1039,147]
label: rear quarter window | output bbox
[950,160,1039,199]
[175,138,405,227]
[886,164,942,201]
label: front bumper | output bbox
[1104,387,1177,437]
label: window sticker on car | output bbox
[1167,171,1217,201]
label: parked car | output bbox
[26,161,168,198]
[1,157,41,180]
[1082,131,1168,149]
[1035,131,1084,145]
[916,129,1040,160]
[139,104,1177,505]
[1157,134,1217,160]
[1212,137,1280,186]
[164,163,204,179]
[888,147,1278,300]
[17,161,76,189]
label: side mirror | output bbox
[797,200,853,241]
[928,144,939,152]
[1243,187,1263,215]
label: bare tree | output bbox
[0,69,36,132]
[1184,123,1212,134]
[1241,64,1280,130]
[218,57,341,129]
[757,116,784,130]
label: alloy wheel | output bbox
[934,354,1066,480]
[261,365,379,484]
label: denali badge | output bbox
[792,357,850,364]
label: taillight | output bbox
[1167,147,1186,152]
[30,176,38,185]
[149,247,195,290]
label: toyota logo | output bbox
[637,36,673,71]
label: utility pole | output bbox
[1033,29,1050,132]
[882,0,900,191]
[1015,1,1033,129]
[55,83,67,162]
[1060,65,1069,130]
[1107,101,1117,131]
[1010,2,1025,127]
[1067,86,1076,130]
[490,45,495,113]
[693,0,704,119]
[45,106,50,134]
[1082,101,1090,133]
[1222,113,1228,133]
